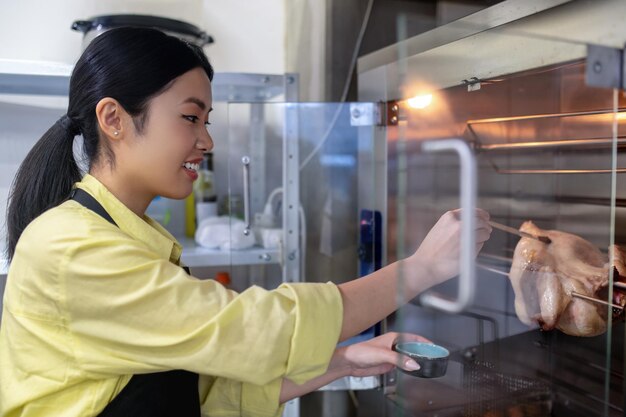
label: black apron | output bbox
[71,189,201,417]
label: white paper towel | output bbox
[195,216,255,250]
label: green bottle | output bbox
[194,152,218,223]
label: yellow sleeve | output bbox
[61,227,343,391]
[198,376,285,417]
[195,280,344,416]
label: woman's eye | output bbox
[183,115,199,123]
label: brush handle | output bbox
[488,220,551,244]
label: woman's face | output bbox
[121,67,213,202]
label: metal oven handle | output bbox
[419,139,477,313]
[242,156,251,236]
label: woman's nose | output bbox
[197,127,214,152]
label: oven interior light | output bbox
[407,94,433,109]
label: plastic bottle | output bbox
[194,152,218,223]
[184,193,195,238]
[219,194,244,219]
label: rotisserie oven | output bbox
[357,0,626,415]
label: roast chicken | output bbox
[508,221,625,337]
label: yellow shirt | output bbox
[0,175,343,417]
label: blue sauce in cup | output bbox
[397,342,449,358]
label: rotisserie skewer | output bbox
[613,281,626,290]
[476,264,624,311]
[570,291,623,311]
[488,220,552,244]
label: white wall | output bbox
[0,0,286,74]
[285,0,326,101]
[203,0,285,74]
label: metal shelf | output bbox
[0,242,281,275]
[178,237,281,267]
[0,59,291,102]
[0,59,72,96]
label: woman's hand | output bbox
[280,332,430,403]
[333,332,430,377]
[409,208,492,288]
[335,208,492,343]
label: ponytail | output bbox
[6,116,81,261]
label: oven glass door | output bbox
[388,9,623,417]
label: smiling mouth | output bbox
[182,162,200,172]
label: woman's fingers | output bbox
[450,208,490,221]
[344,332,445,375]
[476,243,486,256]
[368,346,420,372]
[476,227,492,243]
[392,332,431,345]
[475,213,493,255]
[450,208,493,239]
[476,208,491,221]
[397,354,421,371]
[388,333,430,371]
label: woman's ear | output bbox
[95,97,128,140]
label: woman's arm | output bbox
[337,209,492,341]
[279,332,427,403]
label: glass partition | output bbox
[224,102,381,293]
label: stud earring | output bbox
[114,131,119,136]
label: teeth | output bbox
[183,162,199,171]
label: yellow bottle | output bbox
[185,193,196,238]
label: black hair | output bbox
[6,27,213,261]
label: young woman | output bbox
[0,27,492,417]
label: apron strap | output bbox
[71,188,118,226]
[97,370,200,417]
